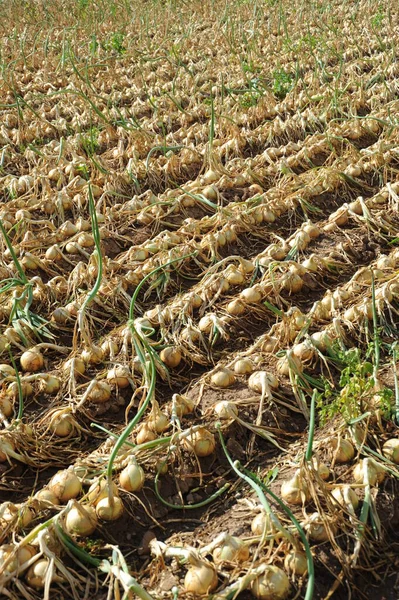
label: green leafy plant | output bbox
[80,127,100,156]
[272,68,294,99]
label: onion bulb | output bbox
[49,409,75,437]
[330,438,355,463]
[0,437,15,462]
[277,354,303,376]
[172,393,195,417]
[49,467,81,502]
[81,345,104,365]
[39,375,61,395]
[87,479,119,506]
[34,488,59,508]
[306,512,336,542]
[148,403,169,433]
[214,401,238,419]
[107,365,131,388]
[225,266,245,285]
[0,543,37,574]
[160,346,182,368]
[184,561,218,594]
[226,299,246,315]
[281,470,309,505]
[251,565,290,600]
[63,357,85,377]
[184,427,215,457]
[233,358,254,375]
[353,458,385,485]
[0,396,13,418]
[284,549,307,576]
[20,349,44,372]
[136,423,157,444]
[211,368,235,388]
[382,439,399,464]
[240,286,263,304]
[312,458,330,481]
[212,535,249,563]
[7,381,33,399]
[251,511,275,536]
[331,486,359,511]
[25,558,52,589]
[248,371,279,392]
[119,458,145,492]
[87,380,112,404]
[96,495,124,520]
[65,502,98,536]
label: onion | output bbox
[277,354,303,376]
[0,543,37,573]
[39,375,61,394]
[48,467,81,502]
[211,368,235,388]
[184,427,215,457]
[284,549,308,576]
[281,272,303,294]
[330,438,355,463]
[87,479,119,506]
[20,349,44,372]
[2,503,34,528]
[49,409,75,437]
[310,331,330,352]
[199,315,215,334]
[148,404,169,433]
[292,341,314,362]
[226,298,246,315]
[136,423,157,444]
[213,535,249,563]
[0,437,15,462]
[382,439,399,464]
[25,558,52,589]
[87,381,112,404]
[184,561,218,594]
[225,266,245,285]
[7,381,33,399]
[331,486,359,511]
[251,511,275,536]
[306,512,335,542]
[303,221,321,239]
[119,458,145,492]
[34,488,59,508]
[202,169,219,185]
[0,396,13,418]
[160,346,182,368]
[301,255,319,273]
[214,401,238,419]
[81,345,104,365]
[353,458,385,485]
[239,258,255,275]
[233,358,254,375]
[281,470,309,505]
[172,394,194,417]
[248,371,279,392]
[96,495,124,520]
[65,502,98,536]
[107,365,131,388]
[312,458,330,481]
[101,339,119,357]
[251,565,290,600]
[63,357,85,377]
[240,286,263,304]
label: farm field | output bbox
[1,0,399,598]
